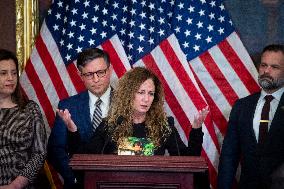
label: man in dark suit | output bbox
[47,48,113,189]
[218,44,284,189]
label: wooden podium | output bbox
[70,154,208,189]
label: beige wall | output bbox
[0,0,16,53]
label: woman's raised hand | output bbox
[192,106,209,129]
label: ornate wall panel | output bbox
[15,0,39,72]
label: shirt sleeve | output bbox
[47,101,76,186]
[165,117,204,156]
[67,120,108,154]
[19,101,47,183]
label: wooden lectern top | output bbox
[70,154,207,173]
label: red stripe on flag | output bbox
[142,54,191,137]
[203,113,220,153]
[24,59,55,126]
[201,149,218,189]
[199,52,239,106]
[159,40,207,108]
[218,40,260,94]
[159,40,221,150]
[66,62,86,94]
[101,41,127,78]
[36,36,69,100]
[191,66,229,136]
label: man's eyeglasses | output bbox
[81,67,109,80]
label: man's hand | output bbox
[56,109,78,132]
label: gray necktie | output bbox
[92,98,102,131]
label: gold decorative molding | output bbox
[15,0,39,73]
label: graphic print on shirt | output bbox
[118,137,154,156]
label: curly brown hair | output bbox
[107,67,171,147]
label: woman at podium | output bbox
[58,67,208,157]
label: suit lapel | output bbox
[247,93,261,146]
[77,91,92,131]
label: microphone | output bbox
[168,116,180,156]
[101,115,124,154]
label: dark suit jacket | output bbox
[218,91,284,189]
[47,90,112,188]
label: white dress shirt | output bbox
[88,86,111,120]
[253,87,284,141]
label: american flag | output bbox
[20,0,260,188]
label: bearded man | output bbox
[218,44,284,189]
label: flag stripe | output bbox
[199,51,239,106]
[201,149,218,189]
[167,35,204,96]
[109,35,132,70]
[159,40,207,108]
[190,57,232,121]
[227,33,259,84]
[150,46,198,126]
[35,36,69,100]
[158,39,221,151]
[142,53,191,136]
[41,22,78,96]
[101,40,127,78]
[24,59,55,126]
[218,40,260,94]
[65,62,86,94]
[30,48,60,106]
[20,80,50,133]
[208,46,251,98]
[203,118,221,154]
[191,65,228,138]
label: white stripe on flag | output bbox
[30,48,60,108]
[110,35,132,70]
[190,57,232,120]
[20,71,51,134]
[227,32,259,82]
[41,21,77,96]
[150,46,199,123]
[213,122,224,145]
[208,46,251,98]
[202,122,220,171]
[167,34,205,98]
